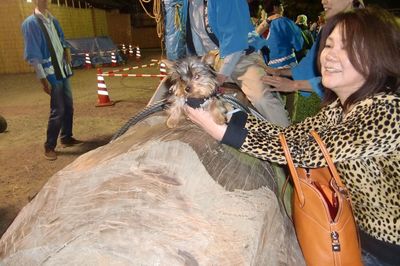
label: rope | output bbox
[138,0,164,57]
[174,4,182,31]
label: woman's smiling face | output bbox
[320,24,366,103]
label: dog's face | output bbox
[165,56,218,99]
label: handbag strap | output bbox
[279,133,305,206]
[278,130,346,207]
[309,130,346,188]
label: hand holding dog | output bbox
[184,105,227,142]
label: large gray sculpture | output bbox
[0,111,304,265]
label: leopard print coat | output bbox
[237,93,400,245]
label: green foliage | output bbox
[290,92,321,123]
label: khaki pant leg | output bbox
[232,54,290,127]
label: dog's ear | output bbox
[201,53,216,67]
[161,59,175,70]
[161,59,180,81]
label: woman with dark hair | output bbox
[186,7,400,265]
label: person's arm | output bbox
[39,77,51,95]
[264,66,292,77]
[185,106,227,141]
[262,75,313,93]
[263,35,323,95]
[290,21,304,52]
[22,18,52,95]
[256,20,269,35]
[31,60,52,95]
[64,47,71,65]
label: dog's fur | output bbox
[164,56,231,128]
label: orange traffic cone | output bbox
[159,62,167,80]
[96,68,114,107]
[135,46,141,61]
[84,53,92,69]
[111,52,117,67]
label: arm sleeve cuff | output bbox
[31,62,46,79]
[221,111,248,149]
[299,77,323,98]
[309,77,324,98]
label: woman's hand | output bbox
[262,75,298,92]
[184,106,227,142]
[262,75,313,93]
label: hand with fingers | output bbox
[262,74,313,93]
[40,78,51,95]
[184,105,227,142]
[262,74,298,92]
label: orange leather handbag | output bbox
[279,131,362,266]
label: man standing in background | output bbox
[22,0,81,161]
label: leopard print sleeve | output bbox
[240,94,400,168]
[239,103,337,164]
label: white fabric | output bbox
[188,0,218,56]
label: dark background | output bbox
[53,0,400,22]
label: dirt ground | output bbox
[0,49,163,237]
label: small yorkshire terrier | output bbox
[164,55,231,128]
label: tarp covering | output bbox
[66,36,123,68]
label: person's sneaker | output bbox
[60,137,83,147]
[44,147,57,161]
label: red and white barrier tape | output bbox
[98,73,166,78]
[104,62,159,74]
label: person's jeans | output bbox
[362,249,393,266]
[45,78,74,149]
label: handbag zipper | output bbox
[331,231,341,251]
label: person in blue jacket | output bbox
[182,0,290,127]
[261,0,304,69]
[22,0,81,161]
[261,0,365,98]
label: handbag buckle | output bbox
[331,231,341,252]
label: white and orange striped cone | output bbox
[84,53,92,69]
[96,68,114,107]
[121,44,127,54]
[111,52,117,67]
[159,62,167,81]
[135,46,141,61]
[128,44,134,57]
